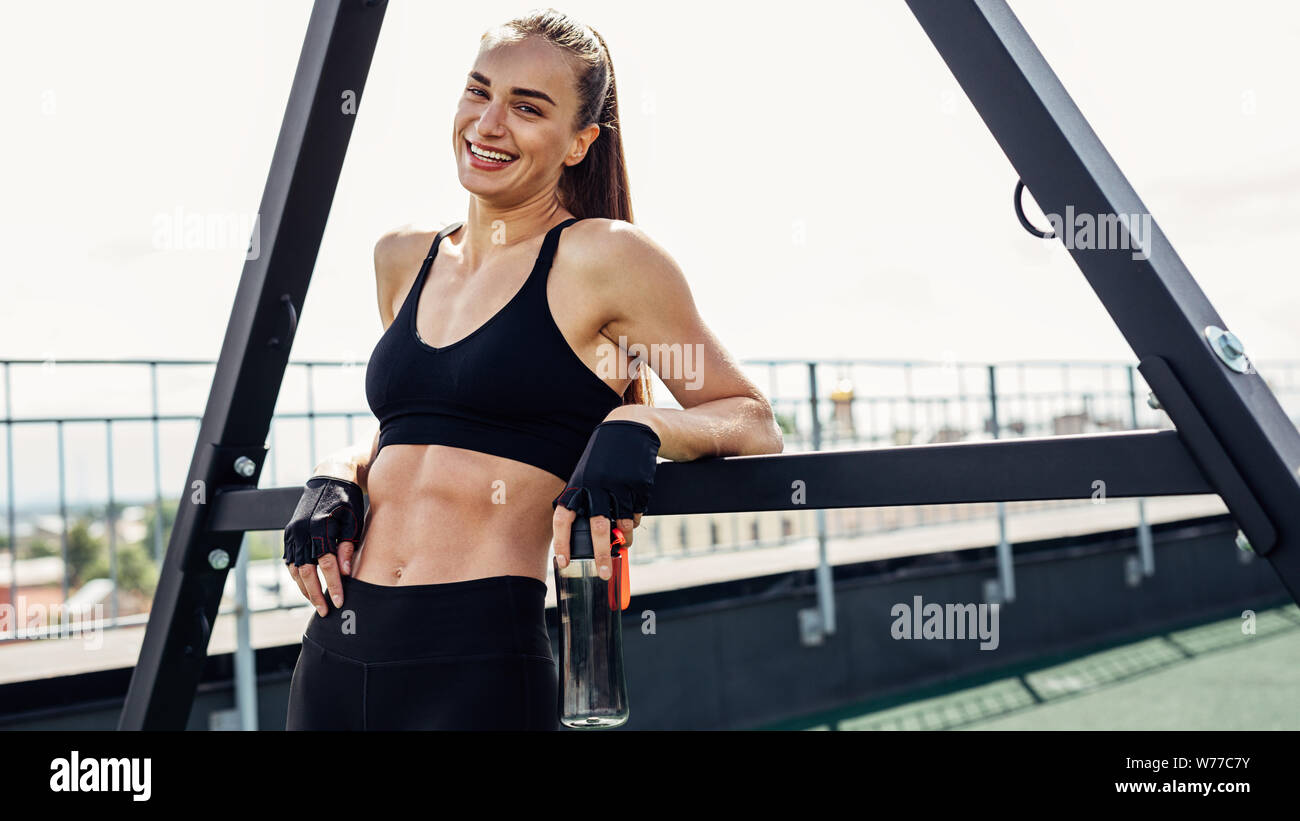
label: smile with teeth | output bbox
[468,141,517,163]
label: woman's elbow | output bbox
[748,398,785,455]
[760,425,785,455]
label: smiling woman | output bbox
[282,7,783,732]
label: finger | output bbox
[591,515,613,581]
[553,506,575,568]
[297,563,329,617]
[615,518,634,549]
[337,541,356,576]
[286,563,309,601]
[318,553,343,608]
[632,513,643,528]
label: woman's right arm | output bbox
[306,224,422,491]
[312,424,380,494]
[283,227,417,613]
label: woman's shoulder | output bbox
[373,222,453,271]
[372,223,452,325]
[373,221,463,284]
[566,218,670,274]
[562,218,693,322]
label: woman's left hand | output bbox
[552,509,642,581]
[551,416,661,581]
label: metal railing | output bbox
[2,355,1296,641]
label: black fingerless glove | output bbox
[552,420,661,524]
[282,476,366,567]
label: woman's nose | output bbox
[477,103,507,135]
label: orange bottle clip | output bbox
[608,526,631,612]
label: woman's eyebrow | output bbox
[468,71,557,106]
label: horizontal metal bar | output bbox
[648,429,1210,514]
[210,486,315,533]
[208,430,1211,532]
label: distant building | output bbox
[830,378,856,439]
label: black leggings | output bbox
[285,573,558,730]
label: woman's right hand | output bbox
[282,476,366,616]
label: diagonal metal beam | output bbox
[904,0,1300,601]
[118,0,389,730]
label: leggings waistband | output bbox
[302,573,552,665]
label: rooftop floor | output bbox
[765,603,1300,730]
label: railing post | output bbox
[233,534,258,730]
[57,420,69,604]
[150,362,164,564]
[106,419,119,622]
[4,362,15,609]
[305,363,317,470]
[1128,365,1155,577]
[807,361,836,638]
[989,364,1015,603]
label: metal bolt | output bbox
[1146,391,1162,410]
[208,548,231,569]
[1234,530,1253,554]
[233,456,256,477]
[1124,555,1142,588]
[1205,325,1250,374]
[797,608,825,646]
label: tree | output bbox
[141,498,180,560]
[85,542,158,596]
[64,517,108,588]
[26,538,57,560]
[774,411,797,435]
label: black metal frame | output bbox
[117,0,388,730]
[119,0,1300,729]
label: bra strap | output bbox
[425,221,465,260]
[536,217,583,267]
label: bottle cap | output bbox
[567,517,623,560]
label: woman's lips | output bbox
[466,139,517,170]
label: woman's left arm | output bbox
[603,395,780,462]
[583,220,785,460]
[552,221,785,576]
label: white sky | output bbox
[1,1,1299,508]
[3,0,1297,367]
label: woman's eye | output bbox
[466,87,538,116]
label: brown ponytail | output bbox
[482,9,649,407]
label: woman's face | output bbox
[454,36,598,202]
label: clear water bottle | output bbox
[554,516,629,729]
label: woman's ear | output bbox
[565,122,602,166]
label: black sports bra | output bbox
[364,218,625,481]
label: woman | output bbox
[282,8,783,731]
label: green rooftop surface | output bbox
[761,603,1300,730]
